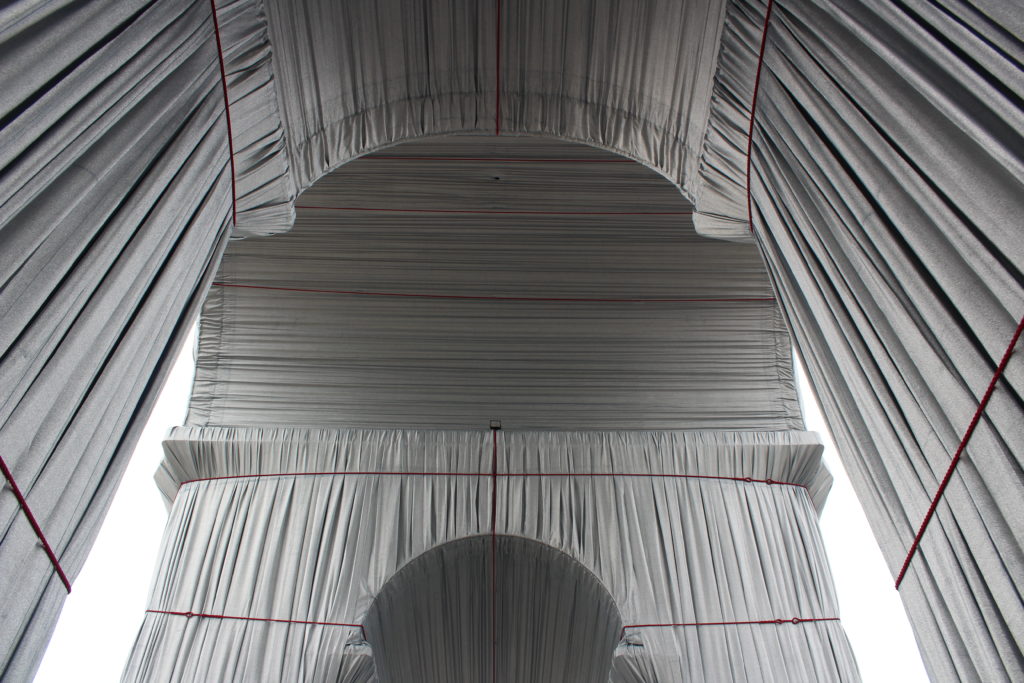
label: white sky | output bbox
[33,328,930,681]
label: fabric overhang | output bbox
[2,1,1020,680]
[0,2,232,677]
[123,427,855,681]
[209,0,752,236]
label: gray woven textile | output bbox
[747,3,1024,680]
[188,0,1024,678]
[123,427,855,682]
[0,0,1021,680]
[214,0,737,236]
[0,1,231,678]
[188,136,801,432]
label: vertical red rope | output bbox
[621,616,840,639]
[495,0,502,136]
[208,0,238,226]
[0,455,71,592]
[746,0,775,233]
[895,314,1024,589]
[490,428,499,682]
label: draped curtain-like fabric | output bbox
[124,427,857,682]
[212,0,293,235]
[365,535,624,683]
[692,0,768,242]
[0,1,231,677]
[743,2,1024,680]
[213,0,736,236]
[3,0,1021,679]
[188,136,800,431]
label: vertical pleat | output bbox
[123,428,858,681]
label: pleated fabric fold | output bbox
[2,1,1020,680]
[0,1,232,677]
[211,0,741,236]
[210,0,294,235]
[123,427,858,682]
[692,0,770,241]
[185,135,801,432]
[747,2,1024,680]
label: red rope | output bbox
[0,455,71,592]
[181,471,481,485]
[211,282,775,305]
[490,428,499,683]
[745,0,776,234]
[894,314,1024,589]
[208,0,237,226]
[294,204,691,216]
[495,0,502,137]
[621,616,839,640]
[179,470,807,490]
[146,609,365,640]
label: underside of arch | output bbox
[213,0,767,242]
[364,535,623,683]
[186,135,799,431]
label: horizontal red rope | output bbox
[512,472,806,488]
[0,454,71,592]
[209,0,237,226]
[621,616,839,639]
[178,470,806,489]
[146,609,365,639]
[490,428,499,683]
[211,282,775,305]
[745,0,775,234]
[361,156,635,163]
[295,204,690,216]
[895,314,1024,589]
[495,0,502,140]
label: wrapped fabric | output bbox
[210,0,738,235]
[746,2,1024,680]
[124,427,857,682]
[365,535,623,683]
[212,0,295,235]
[0,1,231,677]
[187,136,801,431]
[1,1,1019,679]
[692,0,769,241]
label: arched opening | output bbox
[364,535,623,683]
[1,2,1011,680]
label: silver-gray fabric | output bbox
[365,535,623,683]
[211,0,737,236]
[123,427,857,682]
[692,2,1024,676]
[187,136,801,431]
[692,0,768,242]
[178,0,1024,676]
[746,3,1024,680]
[0,0,1020,680]
[213,0,294,236]
[0,1,231,678]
